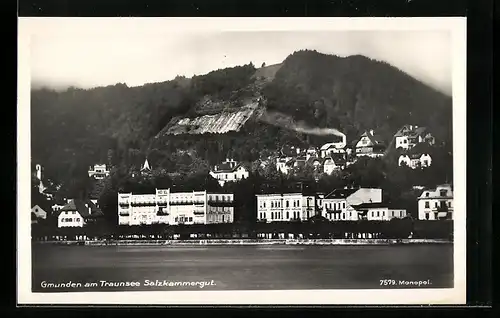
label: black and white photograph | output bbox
[17,17,467,305]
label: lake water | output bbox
[32,243,453,292]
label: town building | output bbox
[88,164,110,180]
[57,199,103,228]
[417,184,454,220]
[276,157,293,175]
[355,130,386,158]
[350,202,407,221]
[394,125,435,150]
[117,189,234,226]
[320,187,383,221]
[209,158,249,187]
[256,193,318,222]
[320,132,347,158]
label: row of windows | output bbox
[61,217,81,222]
[424,201,452,208]
[259,211,305,220]
[324,202,346,210]
[260,198,313,209]
[175,216,193,223]
[370,210,404,218]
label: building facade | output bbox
[256,193,317,222]
[118,189,234,226]
[88,164,110,180]
[320,187,383,221]
[417,184,454,220]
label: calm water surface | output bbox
[32,244,453,292]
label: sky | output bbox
[26,18,453,96]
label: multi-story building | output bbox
[117,189,234,226]
[209,158,249,187]
[320,187,383,221]
[417,184,453,220]
[88,164,110,180]
[256,193,317,222]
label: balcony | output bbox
[156,211,169,216]
[119,203,130,207]
[119,212,130,216]
[208,200,234,207]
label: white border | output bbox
[17,17,467,305]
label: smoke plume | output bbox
[258,110,345,138]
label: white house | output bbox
[57,199,103,228]
[256,193,317,222]
[394,125,435,150]
[399,153,432,169]
[118,189,234,226]
[88,164,110,180]
[355,130,386,158]
[417,184,454,220]
[351,202,407,221]
[209,158,249,187]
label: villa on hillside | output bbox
[320,132,347,158]
[88,164,110,180]
[355,130,386,158]
[350,202,408,221]
[209,158,249,187]
[398,143,433,169]
[394,125,435,150]
[323,153,347,174]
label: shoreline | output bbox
[33,238,453,246]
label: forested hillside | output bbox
[31,50,452,198]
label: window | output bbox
[286,211,289,219]
[189,217,193,222]
[425,192,429,197]
[435,202,438,208]
[175,217,178,222]
[371,211,374,217]
[448,202,451,207]
[343,202,346,209]
[425,201,430,208]
[440,190,447,196]
[376,211,380,217]
[286,201,289,208]
[263,202,266,208]
[76,218,80,222]
[271,202,274,208]
[403,139,407,144]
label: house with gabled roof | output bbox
[209,158,249,187]
[355,130,386,158]
[394,125,435,150]
[320,187,384,221]
[31,205,48,224]
[57,199,104,228]
[323,153,347,174]
[350,202,408,221]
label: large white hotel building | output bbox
[118,189,234,226]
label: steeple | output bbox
[141,158,151,171]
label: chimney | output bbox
[296,148,300,155]
[369,129,374,135]
[409,125,413,130]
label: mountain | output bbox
[30,50,452,191]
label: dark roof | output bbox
[395,125,430,138]
[213,161,246,173]
[351,202,387,209]
[324,188,358,199]
[59,199,103,218]
[360,130,385,146]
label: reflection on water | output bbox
[32,244,453,292]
